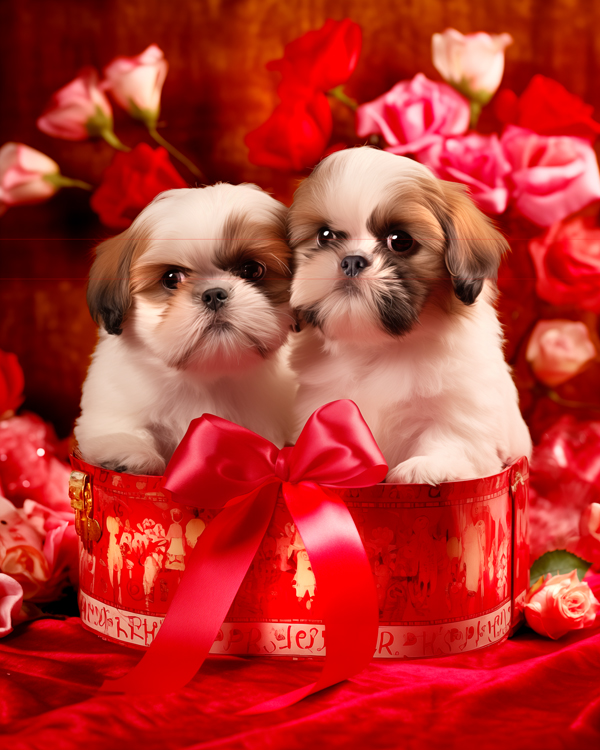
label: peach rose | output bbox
[580,503,600,543]
[524,570,600,639]
[576,503,600,568]
[102,44,168,127]
[0,142,59,212]
[418,133,511,214]
[432,29,513,102]
[501,125,600,226]
[526,320,596,386]
[356,73,470,155]
[37,67,113,140]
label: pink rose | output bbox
[355,73,470,155]
[432,29,513,101]
[37,67,113,140]
[0,495,48,600]
[501,125,600,226]
[526,320,596,386]
[418,133,511,214]
[524,570,600,639]
[102,44,168,127]
[0,573,23,637]
[0,142,60,212]
[528,216,600,311]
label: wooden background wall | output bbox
[1,0,599,436]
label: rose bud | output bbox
[0,142,92,215]
[102,44,168,128]
[37,67,117,144]
[524,570,600,639]
[0,142,60,212]
[526,320,596,387]
[432,28,513,102]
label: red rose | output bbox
[495,75,600,142]
[245,19,361,171]
[267,18,362,93]
[245,92,332,172]
[0,350,24,418]
[529,216,600,311]
[90,143,187,229]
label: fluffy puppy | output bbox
[288,147,531,485]
[75,183,295,475]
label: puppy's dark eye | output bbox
[161,269,186,290]
[387,231,415,253]
[238,260,266,281]
[317,227,337,247]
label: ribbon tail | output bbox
[100,482,279,695]
[241,482,379,714]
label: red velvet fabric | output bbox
[2,574,600,750]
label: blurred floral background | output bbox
[1,0,600,630]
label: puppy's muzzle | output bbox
[341,256,369,277]
[199,288,228,311]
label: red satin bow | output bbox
[102,399,387,713]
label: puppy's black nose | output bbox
[202,288,228,311]
[341,256,368,277]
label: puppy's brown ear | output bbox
[87,226,139,335]
[439,181,509,305]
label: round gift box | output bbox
[69,456,529,659]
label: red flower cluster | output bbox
[0,351,24,418]
[245,19,362,171]
[90,143,187,229]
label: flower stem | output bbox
[100,128,131,152]
[44,174,94,191]
[469,100,482,130]
[547,389,600,411]
[148,127,204,180]
[327,85,359,112]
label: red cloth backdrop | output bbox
[1,574,599,750]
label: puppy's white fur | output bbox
[75,184,295,475]
[288,148,531,484]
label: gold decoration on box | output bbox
[69,470,102,553]
[510,471,525,496]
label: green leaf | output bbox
[530,550,592,583]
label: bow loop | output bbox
[162,413,280,507]
[287,400,388,487]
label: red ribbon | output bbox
[101,400,387,712]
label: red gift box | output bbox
[70,455,529,661]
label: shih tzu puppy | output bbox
[288,147,531,485]
[75,184,295,475]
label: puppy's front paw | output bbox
[79,434,167,476]
[387,455,478,486]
